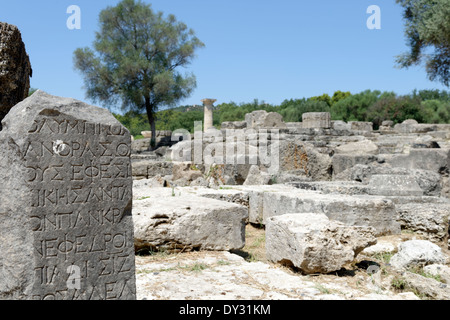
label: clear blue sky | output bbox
[1,0,447,112]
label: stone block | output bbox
[246,186,400,236]
[335,140,379,155]
[266,213,377,274]
[367,175,423,196]
[133,188,248,252]
[349,122,373,132]
[390,240,446,270]
[0,91,136,300]
[302,112,331,129]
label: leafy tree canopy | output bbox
[74,0,204,144]
[396,0,450,86]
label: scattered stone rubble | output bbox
[131,110,450,300]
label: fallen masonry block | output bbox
[332,154,377,177]
[266,213,377,274]
[133,188,248,252]
[246,186,401,236]
[395,203,450,243]
[367,175,423,197]
[390,240,447,271]
[335,140,379,155]
[349,121,373,132]
[302,112,331,129]
[387,149,449,173]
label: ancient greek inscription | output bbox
[27,114,135,300]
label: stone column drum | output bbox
[202,99,216,132]
[0,91,136,300]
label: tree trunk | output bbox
[145,96,156,151]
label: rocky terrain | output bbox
[131,111,450,300]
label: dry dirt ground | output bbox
[135,224,434,300]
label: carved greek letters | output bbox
[25,111,135,299]
[0,92,136,300]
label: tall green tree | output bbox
[74,0,204,145]
[396,0,450,86]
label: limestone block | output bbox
[367,175,423,196]
[390,240,447,270]
[246,186,400,236]
[133,188,248,252]
[395,203,450,243]
[335,140,379,155]
[349,122,373,132]
[266,213,377,274]
[0,91,136,300]
[302,112,331,129]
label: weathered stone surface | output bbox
[286,122,303,129]
[243,165,271,185]
[362,241,396,256]
[394,119,439,134]
[0,22,32,128]
[381,120,394,127]
[423,264,450,284]
[140,130,172,139]
[367,174,423,196]
[131,161,150,179]
[172,162,203,182]
[266,213,377,274]
[0,91,136,300]
[290,180,371,195]
[302,112,331,129]
[390,240,447,270]
[221,121,247,130]
[402,271,450,299]
[388,149,449,173]
[245,110,286,129]
[332,154,377,178]
[133,188,248,252]
[349,122,373,132]
[246,186,400,235]
[395,203,450,243]
[280,140,332,181]
[132,138,151,152]
[331,120,350,131]
[333,163,442,196]
[335,140,379,155]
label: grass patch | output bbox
[408,266,443,283]
[373,252,394,265]
[180,263,209,272]
[217,260,231,266]
[391,276,407,291]
[241,224,267,263]
[314,283,332,295]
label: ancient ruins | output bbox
[0,91,136,300]
[131,108,450,299]
[0,21,449,300]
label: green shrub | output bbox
[366,95,425,128]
